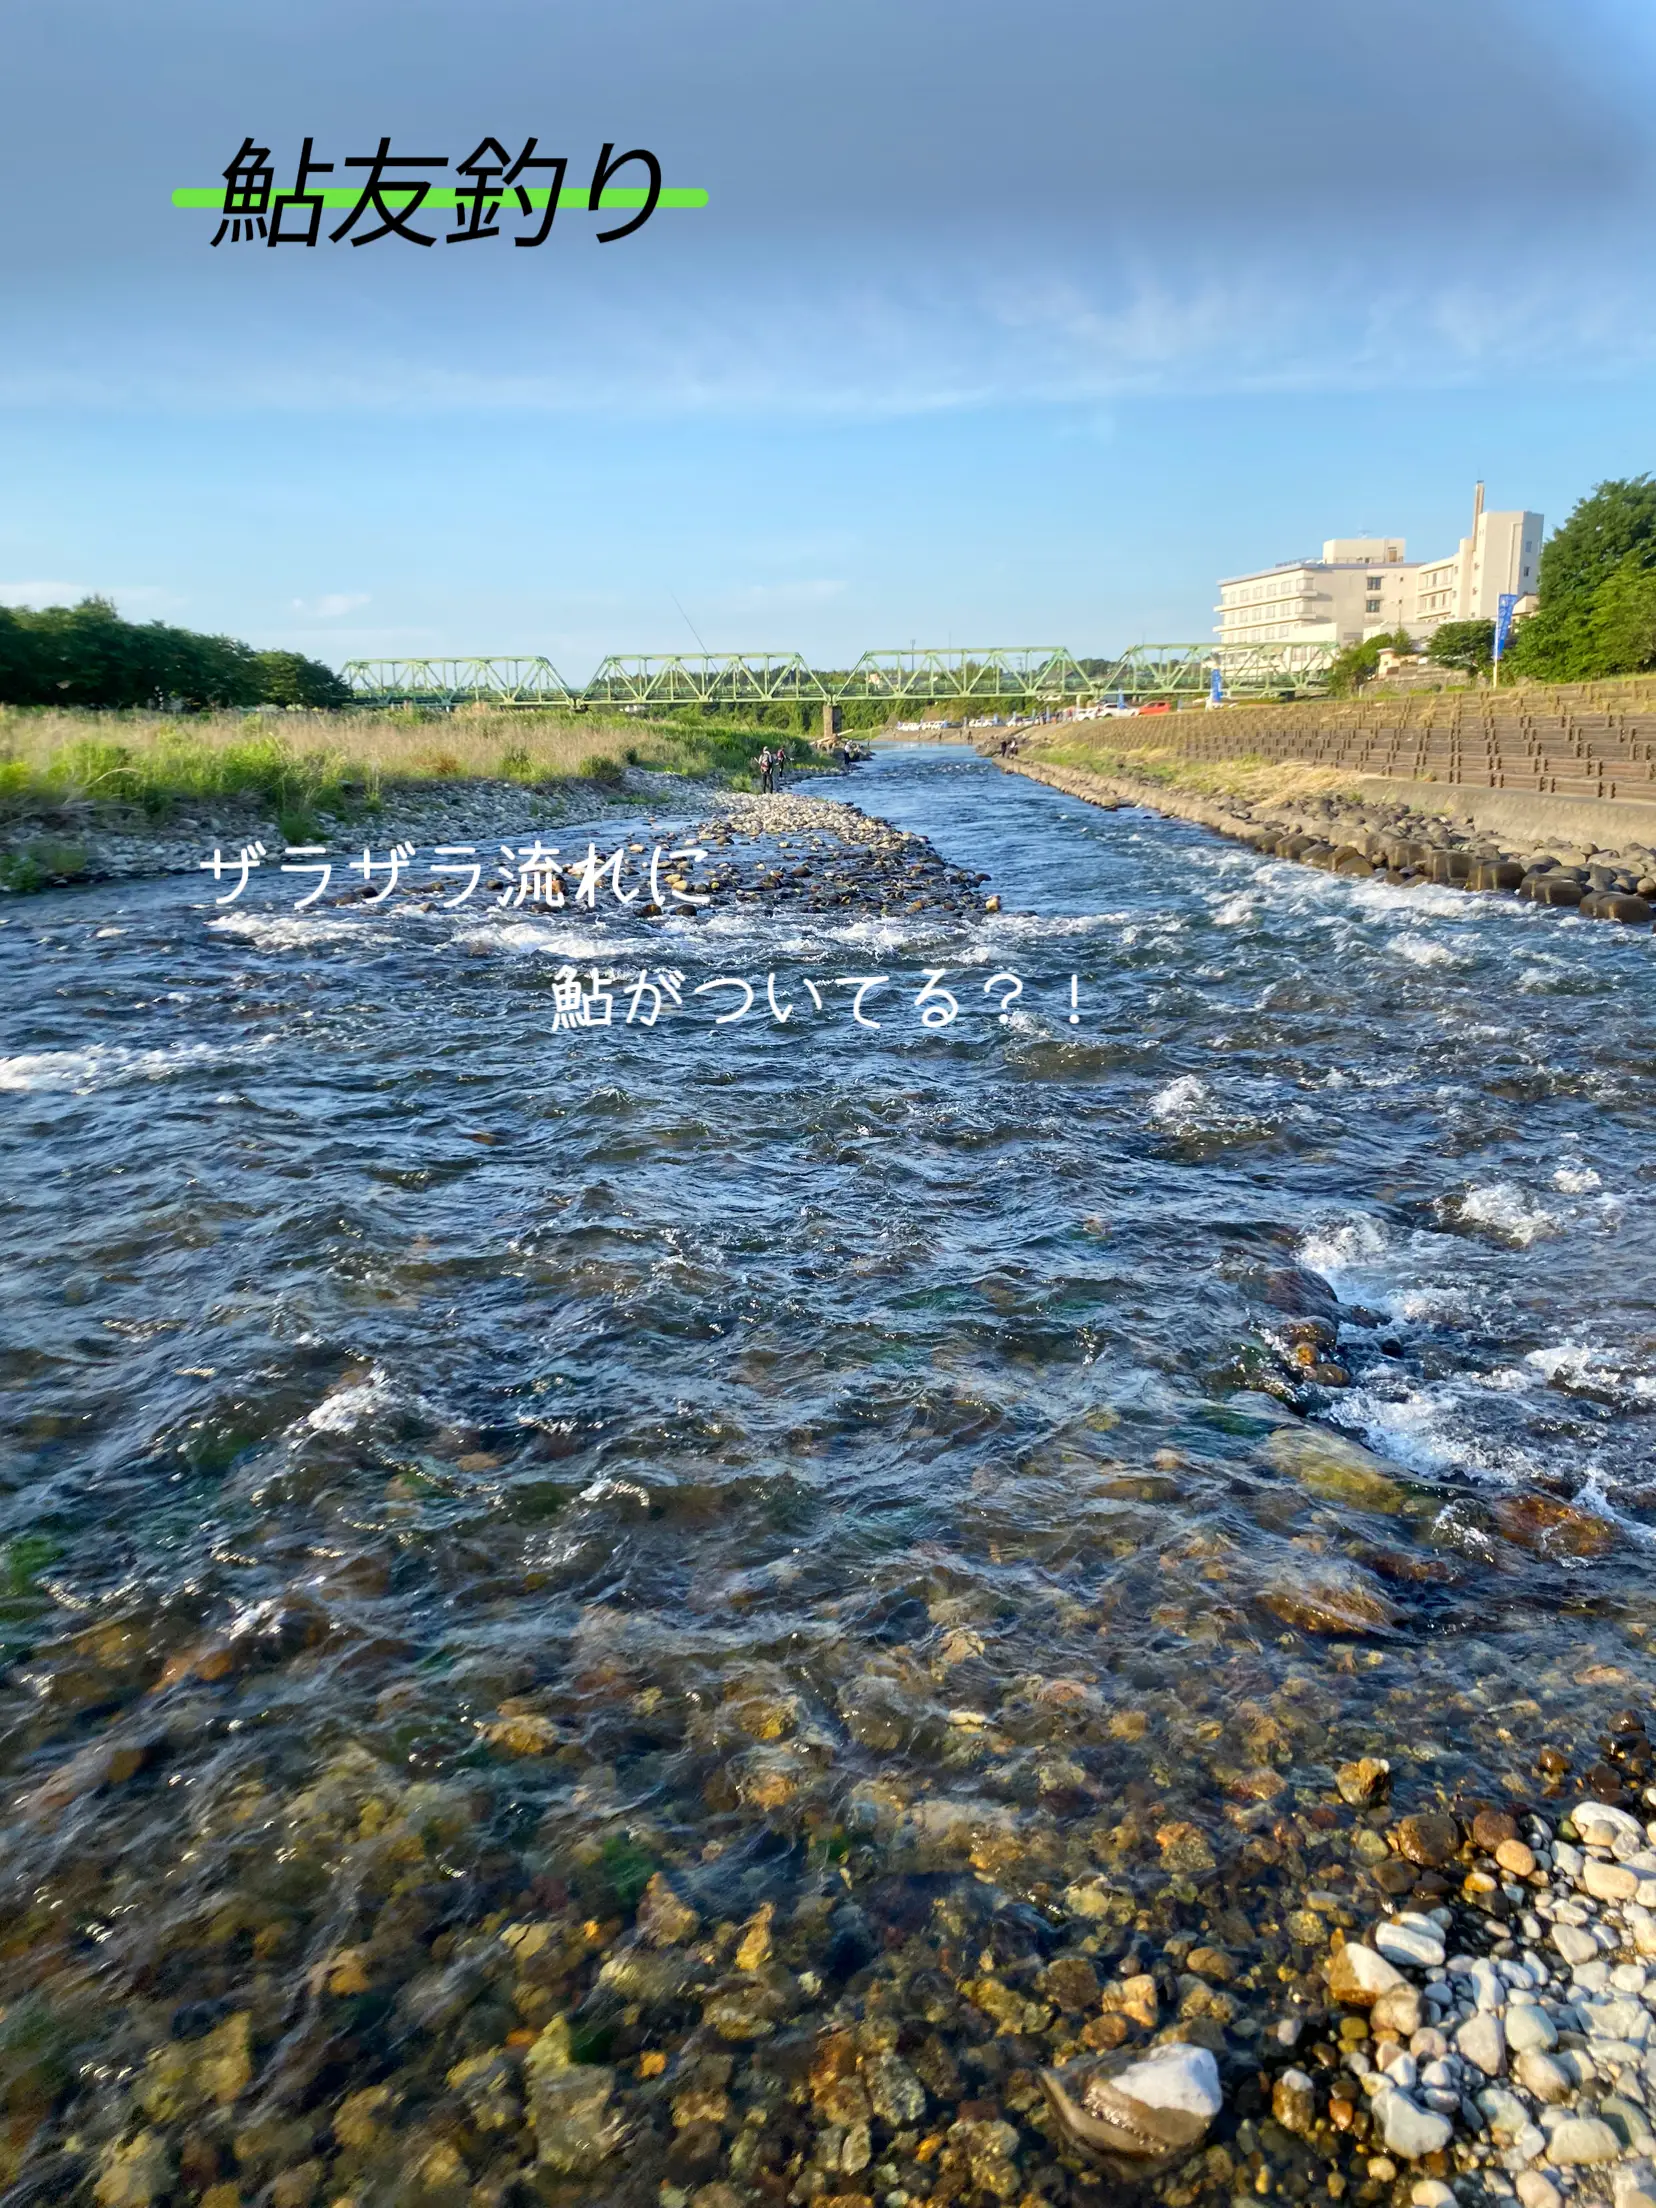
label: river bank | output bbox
[5,747,1656,2208]
[0,704,791,895]
[993,754,1656,928]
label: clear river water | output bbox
[2,744,1655,2203]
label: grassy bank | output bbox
[1030,735,1366,810]
[0,705,794,841]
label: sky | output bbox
[2,0,1655,677]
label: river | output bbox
[2,744,1655,2202]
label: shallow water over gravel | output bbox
[3,745,1656,2202]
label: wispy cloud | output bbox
[3,237,1654,427]
[290,591,370,620]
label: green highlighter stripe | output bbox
[172,185,706,209]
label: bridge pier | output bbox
[821,701,843,745]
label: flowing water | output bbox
[3,745,1656,2201]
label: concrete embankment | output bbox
[997,756,1656,927]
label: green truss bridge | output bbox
[339,641,1336,711]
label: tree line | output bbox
[0,597,348,710]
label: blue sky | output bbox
[3,0,1654,676]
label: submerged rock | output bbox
[1261,1567,1401,1636]
[1263,1425,1410,1515]
[524,2017,623,2176]
[1040,2041,1222,2177]
[1337,1756,1392,1807]
[637,1871,700,1947]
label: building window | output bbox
[1366,576,1383,589]
[1364,597,1382,613]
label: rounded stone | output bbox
[1574,1800,1645,1847]
[1329,1942,1407,2007]
[1272,2068,1316,2136]
[1393,1811,1461,1868]
[1376,1918,1447,1969]
[1505,2005,1558,2055]
[1338,1757,1392,1808]
[1473,1810,1521,1851]
[1515,2051,1571,2104]
[1377,2088,1454,2160]
[1456,2012,1506,2077]
[1496,1839,1537,1878]
[1584,1856,1638,1902]
[1551,1923,1598,1966]
[1372,1985,1424,2039]
[1547,2117,1622,2167]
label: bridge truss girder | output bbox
[337,642,1336,711]
[583,652,830,708]
[837,647,1093,702]
[1214,640,1338,693]
[340,657,575,707]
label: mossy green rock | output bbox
[1264,1426,1409,1515]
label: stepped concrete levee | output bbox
[1030,674,1656,807]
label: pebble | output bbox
[1330,1942,1407,2005]
[1548,2117,1623,2166]
[1589,1859,1643,1903]
[1508,2005,1560,2054]
[1378,2088,1455,2159]
[1516,2175,1563,2208]
[1517,2053,1574,2104]
[1458,2012,1507,2077]
[1378,1917,1449,1970]
[1554,1924,1600,1965]
[1577,1803,1648,1849]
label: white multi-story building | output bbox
[1215,490,1543,661]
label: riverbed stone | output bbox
[1586,1856,1640,1902]
[1393,1812,1461,1868]
[1457,2012,1506,2077]
[1373,1984,1424,2038]
[1553,1923,1600,1966]
[1516,2176,1563,2208]
[1263,1426,1409,1514]
[1338,1757,1393,1807]
[1261,1567,1401,1636]
[1377,2088,1453,2159]
[1547,2117,1622,2166]
[1273,2069,1317,2136]
[1377,1916,1447,1969]
[1506,2004,1559,2054]
[637,1872,700,1946]
[1329,1942,1406,2006]
[524,2018,622,2175]
[1576,1801,1647,1848]
[1516,2051,1571,2103]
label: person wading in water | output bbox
[755,746,774,793]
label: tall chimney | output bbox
[1472,480,1485,537]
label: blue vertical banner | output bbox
[1494,592,1519,660]
[1209,667,1223,705]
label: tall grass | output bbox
[0,704,771,836]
